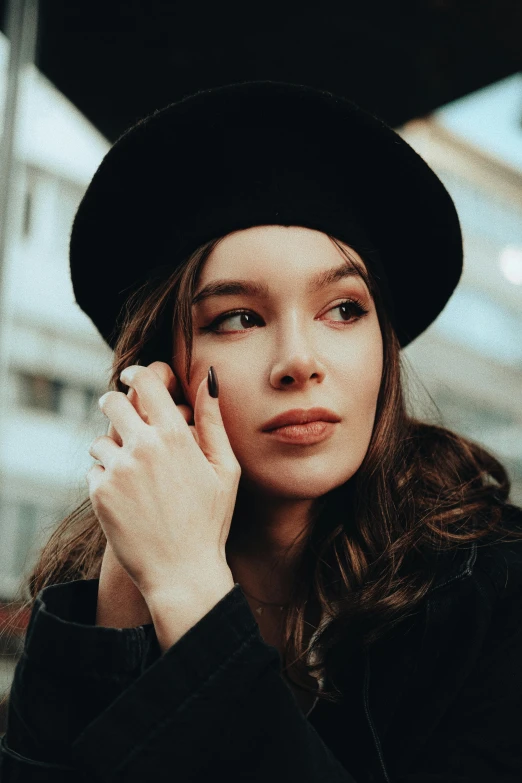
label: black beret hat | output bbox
[70,80,463,350]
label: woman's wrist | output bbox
[147,567,235,653]
[96,585,152,628]
[96,542,153,628]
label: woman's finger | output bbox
[107,420,122,446]
[109,400,193,436]
[108,386,140,445]
[88,435,121,469]
[85,462,104,492]
[127,385,148,422]
[176,403,194,426]
[99,391,148,444]
[119,365,188,431]
[107,363,192,444]
[147,361,186,405]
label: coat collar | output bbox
[427,539,478,594]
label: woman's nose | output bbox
[273,364,325,388]
[269,327,326,389]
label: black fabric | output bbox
[69,80,463,351]
[2,507,522,781]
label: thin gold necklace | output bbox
[241,587,288,615]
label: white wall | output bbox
[0,32,111,599]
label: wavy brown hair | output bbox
[1,232,521,712]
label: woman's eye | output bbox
[200,299,369,334]
[328,299,369,322]
[203,311,261,333]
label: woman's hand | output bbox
[96,361,190,628]
[86,362,241,608]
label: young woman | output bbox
[1,81,522,783]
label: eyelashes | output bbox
[199,298,370,335]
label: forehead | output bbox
[198,225,368,284]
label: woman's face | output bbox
[172,225,383,500]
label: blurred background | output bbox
[0,0,521,727]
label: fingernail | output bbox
[207,366,219,398]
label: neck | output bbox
[225,480,321,605]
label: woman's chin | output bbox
[239,469,354,501]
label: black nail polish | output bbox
[207,365,219,398]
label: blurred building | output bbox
[0,29,111,612]
[401,73,522,506]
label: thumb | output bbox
[194,367,238,474]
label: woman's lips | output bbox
[264,421,337,444]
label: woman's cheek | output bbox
[364,327,384,394]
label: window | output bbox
[22,188,33,237]
[84,386,101,416]
[16,370,103,420]
[13,503,39,576]
[22,166,39,240]
[17,372,65,413]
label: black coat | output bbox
[2,504,522,783]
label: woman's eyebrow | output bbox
[192,262,364,306]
